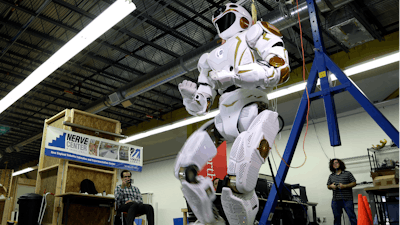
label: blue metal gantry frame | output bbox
[259,0,399,224]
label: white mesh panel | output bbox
[239,163,247,181]
[247,133,253,146]
[230,136,241,159]
[237,142,245,161]
[233,204,242,213]
[250,193,258,206]
[227,161,236,174]
[246,155,259,190]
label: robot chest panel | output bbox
[207,33,251,71]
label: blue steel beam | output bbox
[324,55,399,146]
[259,59,319,224]
[309,83,349,100]
[308,0,340,146]
[259,0,399,224]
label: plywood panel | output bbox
[65,167,113,194]
[17,178,36,186]
[64,204,111,225]
[39,170,57,224]
[72,111,117,133]
[0,170,12,197]
[0,200,5,224]
[71,127,117,141]
[69,109,121,141]
[1,198,12,225]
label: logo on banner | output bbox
[48,130,66,149]
[66,133,89,153]
[130,148,141,164]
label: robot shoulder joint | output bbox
[245,24,263,48]
[258,21,283,39]
[198,53,211,71]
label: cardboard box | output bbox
[373,175,398,186]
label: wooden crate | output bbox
[373,175,398,186]
[370,169,395,180]
[35,109,120,225]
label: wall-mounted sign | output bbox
[44,126,143,172]
[0,126,10,136]
[198,141,227,181]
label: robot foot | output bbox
[190,216,226,225]
[182,176,217,224]
[221,187,259,225]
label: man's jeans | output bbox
[331,200,357,225]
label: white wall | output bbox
[14,184,36,211]
[118,100,398,225]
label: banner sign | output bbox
[198,141,227,181]
[45,126,143,172]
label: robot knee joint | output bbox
[257,137,271,159]
[178,165,199,184]
[224,175,241,194]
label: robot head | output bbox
[212,3,253,40]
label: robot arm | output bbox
[179,53,217,116]
[234,21,290,89]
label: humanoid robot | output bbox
[174,2,290,225]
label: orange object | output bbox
[357,194,372,225]
[363,196,373,224]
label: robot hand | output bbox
[183,93,208,116]
[179,80,197,99]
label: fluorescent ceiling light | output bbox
[344,51,399,76]
[120,110,220,143]
[121,51,399,143]
[12,167,34,176]
[0,0,136,115]
[267,51,399,100]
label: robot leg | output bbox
[221,187,259,225]
[174,120,224,224]
[222,110,279,225]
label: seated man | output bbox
[115,170,154,225]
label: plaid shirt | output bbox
[114,184,143,208]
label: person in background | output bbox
[115,170,154,225]
[213,178,220,191]
[327,158,357,225]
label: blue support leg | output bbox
[259,60,319,225]
[324,55,399,147]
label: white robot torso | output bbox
[207,31,255,88]
[195,21,289,142]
